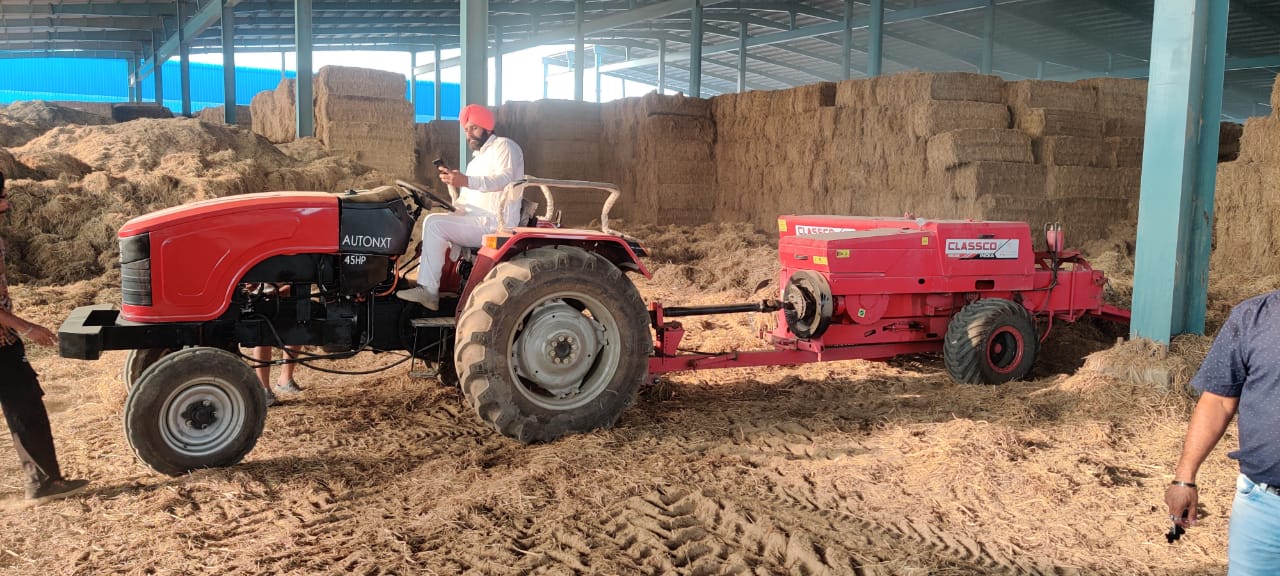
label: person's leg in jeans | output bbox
[1228,474,1280,575]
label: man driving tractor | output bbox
[396,104,526,311]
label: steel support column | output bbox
[868,0,884,76]
[127,57,138,103]
[595,48,602,102]
[543,62,549,99]
[981,0,994,74]
[842,0,853,79]
[177,0,192,116]
[295,0,314,138]
[1131,0,1228,342]
[153,41,165,106]
[495,26,504,105]
[221,0,238,125]
[461,0,488,167]
[690,0,703,97]
[658,38,667,94]
[574,0,585,101]
[434,44,442,120]
[737,21,747,92]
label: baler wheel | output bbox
[125,347,267,476]
[123,348,172,390]
[454,246,649,443]
[943,299,1039,385]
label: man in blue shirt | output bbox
[1166,291,1280,574]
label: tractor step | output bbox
[410,317,456,328]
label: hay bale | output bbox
[1033,136,1107,167]
[111,103,174,122]
[1015,108,1105,138]
[1105,137,1144,168]
[1235,116,1280,164]
[1045,166,1141,199]
[315,65,405,100]
[1005,80,1097,112]
[833,78,876,109]
[876,71,1004,104]
[1212,162,1280,275]
[1219,121,1243,162]
[1103,117,1145,138]
[196,105,253,127]
[927,129,1033,171]
[775,83,836,113]
[641,92,712,118]
[931,161,1047,201]
[250,79,297,144]
[911,101,1010,137]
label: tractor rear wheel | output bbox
[125,347,267,476]
[944,299,1039,384]
[123,348,172,390]
[455,246,649,443]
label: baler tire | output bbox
[944,299,1039,385]
[123,348,172,390]
[454,246,649,443]
[125,347,267,476]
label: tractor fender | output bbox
[458,231,649,311]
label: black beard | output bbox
[467,129,491,151]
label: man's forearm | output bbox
[0,308,32,333]
[1174,391,1239,481]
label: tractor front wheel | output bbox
[125,347,267,475]
[455,246,650,443]
[944,299,1039,384]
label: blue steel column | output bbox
[574,0,585,101]
[127,57,138,103]
[689,0,703,97]
[177,0,192,116]
[434,44,442,120]
[868,0,884,76]
[842,1,853,79]
[221,0,238,125]
[658,38,666,95]
[460,0,488,168]
[295,0,314,138]
[1131,0,1228,342]
[153,39,165,107]
[737,21,747,92]
[981,0,994,74]
[543,62,549,99]
[495,27,504,105]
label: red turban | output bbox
[459,104,495,131]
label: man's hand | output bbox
[23,323,57,347]
[438,169,469,189]
[1164,483,1198,529]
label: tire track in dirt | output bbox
[653,412,1067,575]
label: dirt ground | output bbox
[0,221,1242,576]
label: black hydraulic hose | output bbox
[659,299,786,318]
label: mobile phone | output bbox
[432,158,449,172]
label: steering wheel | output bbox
[395,179,455,213]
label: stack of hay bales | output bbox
[413,120,460,195]
[498,100,609,226]
[713,83,838,230]
[196,105,252,128]
[250,78,296,143]
[1212,75,1280,275]
[601,92,714,226]
[314,66,415,178]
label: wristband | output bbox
[1170,480,1197,489]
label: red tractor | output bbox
[60,182,1127,476]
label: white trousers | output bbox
[417,212,493,294]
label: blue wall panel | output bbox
[0,58,461,121]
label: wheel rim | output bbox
[508,293,618,411]
[158,378,248,457]
[986,325,1025,375]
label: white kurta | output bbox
[416,134,525,294]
